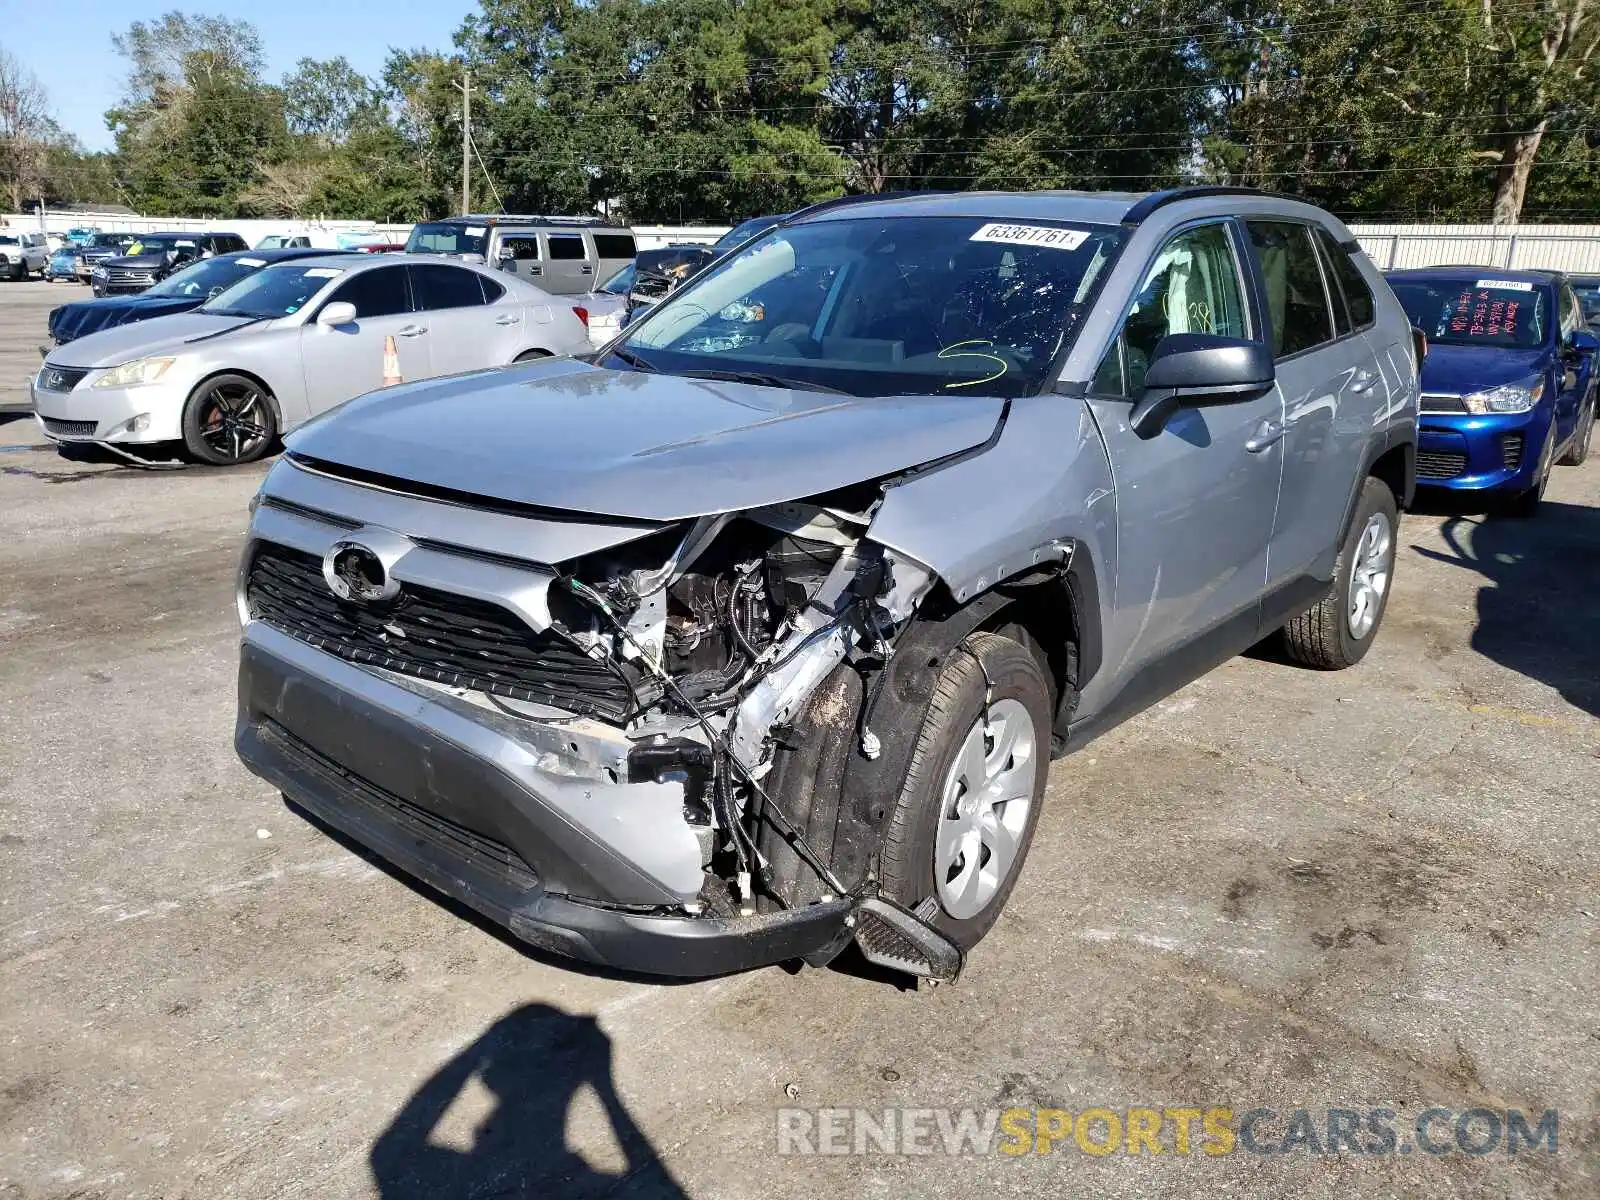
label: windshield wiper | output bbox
[609,347,658,372]
[678,368,852,396]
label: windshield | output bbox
[1569,281,1600,322]
[91,234,130,249]
[612,216,1125,398]
[713,216,782,251]
[599,263,635,294]
[201,263,344,318]
[123,235,196,257]
[149,255,264,298]
[0,235,18,245]
[1391,277,1549,349]
[405,222,486,255]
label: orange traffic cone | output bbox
[381,334,402,386]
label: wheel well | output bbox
[513,348,552,363]
[186,368,283,430]
[1367,443,1412,511]
[972,577,1082,748]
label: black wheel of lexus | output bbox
[182,374,277,466]
[878,630,1051,951]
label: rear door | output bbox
[1246,219,1384,590]
[409,263,520,375]
[298,264,428,418]
[590,231,637,288]
[540,232,592,294]
[1082,218,1284,670]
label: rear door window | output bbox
[409,263,490,310]
[546,234,586,261]
[327,265,411,317]
[1315,228,1376,333]
[1246,221,1336,358]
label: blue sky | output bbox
[7,0,478,151]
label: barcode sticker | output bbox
[969,224,1090,251]
[1475,279,1533,292]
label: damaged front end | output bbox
[234,455,962,979]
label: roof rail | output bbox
[1121,185,1309,225]
[443,213,618,227]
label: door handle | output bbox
[397,325,427,338]
[494,314,521,326]
[1350,370,1377,394]
[579,265,594,274]
[1245,420,1286,453]
[528,265,542,275]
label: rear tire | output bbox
[878,630,1051,951]
[1281,476,1399,670]
[181,374,278,466]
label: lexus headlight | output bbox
[1464,375,1544,414]
[92,357,176,388]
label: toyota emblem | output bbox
[322,540,401,604]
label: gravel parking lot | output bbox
[1,279,1596,1199]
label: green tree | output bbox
[282,57,385,143]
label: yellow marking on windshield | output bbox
[939,339,1009,388]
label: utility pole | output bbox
[454,69,472,215]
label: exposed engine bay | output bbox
[537,489,934,916]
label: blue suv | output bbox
[1387,267,1597,515]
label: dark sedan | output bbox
[47,248,351,347]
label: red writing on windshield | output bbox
[1449,289,1520,339]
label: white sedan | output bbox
[30,256,591,465]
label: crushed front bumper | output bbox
[234,622,854,977]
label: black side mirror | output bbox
[1130,334,1275,438]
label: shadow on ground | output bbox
[1409,498,1600,716]
[371,1003,689,1199]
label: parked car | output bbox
[62,226,100,248]
[351,242,406,254]
[72,232,137,281]
[90,231,250,296]
[404,214,638,295]
[0,231,49,279]
[579,245,718,347]
[230,187,1418,983]
[45,245,79,282]
[32,255,589,465]
[46,248,352,347]
[1387,267,1596,513]
[1566,273,1600,327]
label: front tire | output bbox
[1281,476,1399,670]
[878,631,1051,951]
[181,374,277,466]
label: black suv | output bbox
[90,232,249,296]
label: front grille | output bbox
[1500,433,1524,470]
[1421,393,1469,414]
[105,267,154,287]
[40,416,98,437]
[36,366,88,393]
[258,718,539,892]
[246,541,652,722]
[1417,450,1468,479]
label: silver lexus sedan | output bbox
[30,255,591,465]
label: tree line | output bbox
[4,1,1600,225]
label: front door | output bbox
[1081,219,1285,696]
[297,264,430,420]
[540,232,593,294]
[1555,282,1595,446]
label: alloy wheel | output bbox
[196,381,270,462]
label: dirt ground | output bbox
[1,279,1596,1198]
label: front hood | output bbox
[46,311,265,368]
[285,359,1005,522]
[1419,343,1550,395]
[49,295,202,343]
[98,253,167,269]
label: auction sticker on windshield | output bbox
[970,224,1090,251]
[1475,279,1533,292]
[238,258,265,267]
[304,268,344,278]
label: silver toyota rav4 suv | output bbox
[234,188,1419,981]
